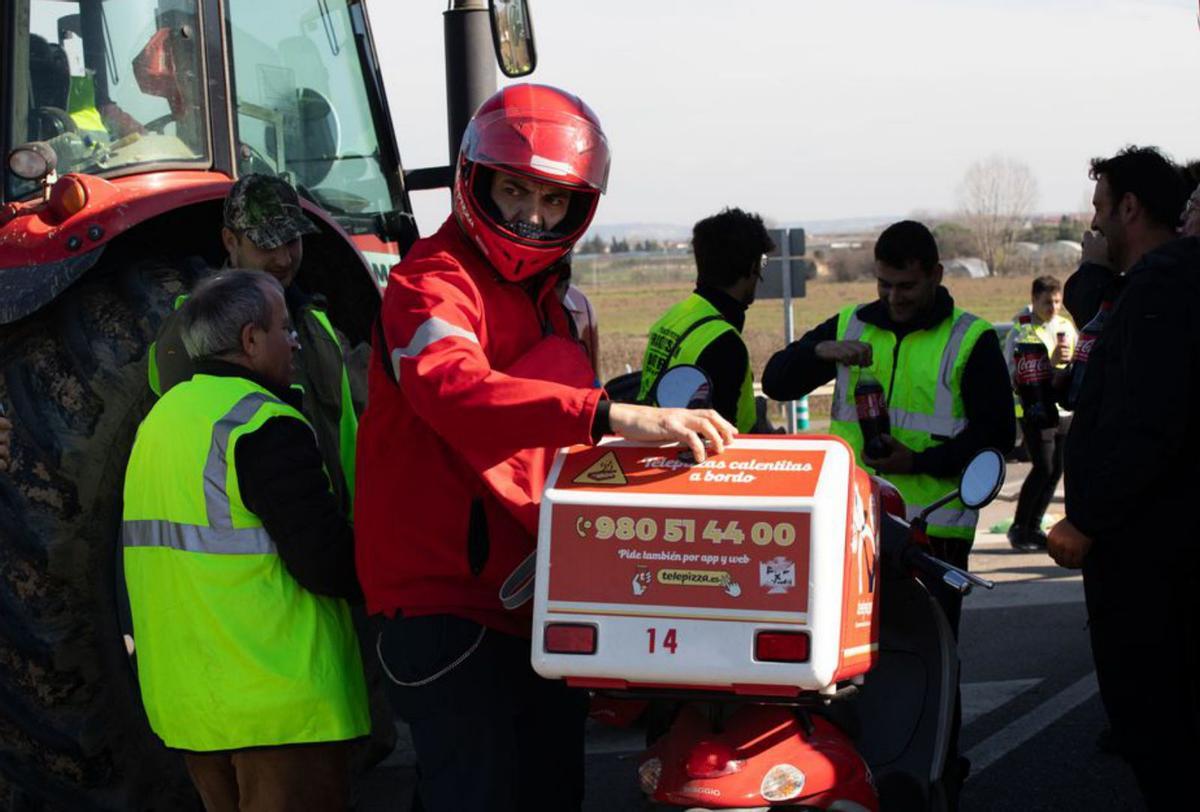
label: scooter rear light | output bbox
[761,763,806,802]
[754,631,810,663]
[638,757,662,794]
[543,622,597,654]
[685,740,743,778]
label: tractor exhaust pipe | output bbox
[444,0,497,166]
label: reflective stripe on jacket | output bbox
[122,374,369,751]
[829,304,992,539]
[636,293,756,433]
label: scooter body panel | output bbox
[644,705,878,810]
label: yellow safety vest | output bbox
[637,293,756,432]
[829,304,992,540]
[122,374,369,751]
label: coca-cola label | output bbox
[855,389,886,419]
[1015,351,1051,384]
[1073,334,1097,365]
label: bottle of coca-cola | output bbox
[1013,313,1059,429]
[854,370,890,458]
[1066,300,1113,410]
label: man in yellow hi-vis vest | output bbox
[763,220,1013,800]
[638,207,774,431]
[123,271,368,809]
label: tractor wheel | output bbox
[0,258,205,810]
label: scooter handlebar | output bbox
[903,545,996,594]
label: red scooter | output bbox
[532,366,1002,811]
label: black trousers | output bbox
[1013,417,1067,533]
[1084,546,1200,810]
[376,614,589,812]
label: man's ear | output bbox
[239,320,258,359]
[1119,192,1139,224]
[221,227,239,260]
[931,261,944,286]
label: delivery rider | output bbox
[356,83,734,812]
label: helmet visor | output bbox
[463,107,611,193]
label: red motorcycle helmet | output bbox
[453,84,610,282]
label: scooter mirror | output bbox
[958,448,1006,509]
[654,365,712,410]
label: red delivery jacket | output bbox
[355,218,602,636]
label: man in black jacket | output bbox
[1048,147,1198,808]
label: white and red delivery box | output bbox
[531,436,881,696]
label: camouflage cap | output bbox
[223,174,319,250]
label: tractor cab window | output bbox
[7,0,208,199]
[225,0,394,226]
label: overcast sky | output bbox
[369,0,1200,233]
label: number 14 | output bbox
[646,627,678,654]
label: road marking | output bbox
[962,678,1041,725]
[963,576,1083,611]
[965,671,1099,775]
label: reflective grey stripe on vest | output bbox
[830,307,870,422]
[905,502,979,530]
[830,310,979,437]
[204,392,280,529]
[123,519,276,555]
[390,317,479,382]
[933,312,980,428]
[125,391,283,556]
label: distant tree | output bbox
[609,237,630,254]
[1056,215,1086,242]
[578,234,606,254]
[932,221,975,258]
[1020,223,1060,244]
[957,155,1038,276]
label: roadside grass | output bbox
[578,257,1039,385]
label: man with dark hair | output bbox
[637,207,775,430]
[123,270,368,810]
[763,219,1012,803]
[1002,275,1075,551]
[1048,147,1200,807]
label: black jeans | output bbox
[376,614,589,812]
[1084,546,1200,810]
[1013,417,1067,533]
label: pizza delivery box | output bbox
[531,436,882,697]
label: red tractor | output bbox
[0,0,534,806]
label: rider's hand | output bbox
[1081,231,1112,269]
[0,415,11,472]
[863,434,915,474]
[815,340,873,366]
[1047,518,1093,569]
[608,403,736,463]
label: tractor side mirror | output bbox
[489,0,537,77]
[959,448,1005,509]
[654,365,712,410]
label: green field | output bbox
[574,254,1039,385]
